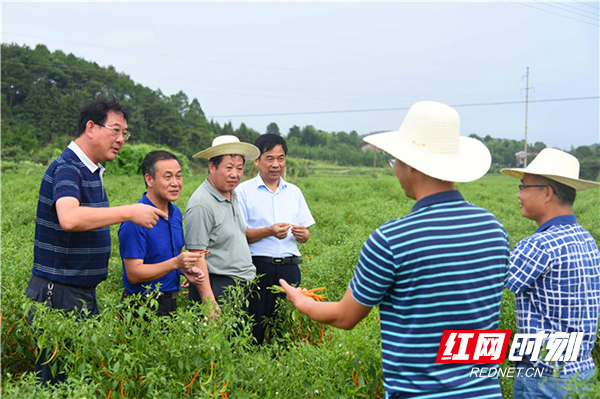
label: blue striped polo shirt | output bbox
[32,143,111,287]
[349,190,510,397]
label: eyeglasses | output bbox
[518,184,548,192]
[389,159,396,169]
[97,123,130,141]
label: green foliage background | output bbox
[1,165,599,397]
[1,41,599,398]
[2,43,599,179]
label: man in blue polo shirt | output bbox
[119,150,205,317]
[501,148,600,398]
[26,96,167,384]
[281,101,510,398]
[236,133,315,344]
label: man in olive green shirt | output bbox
[185,136,259,316]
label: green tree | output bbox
[287,125,301,140]
[235,123,260,144]
[266,122,281,135]
[181,99,214,158]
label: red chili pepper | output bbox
[101,361,118,379]
[184,369,199,389]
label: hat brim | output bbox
[500,168,600,191]
[364,130,491,182]
[193,142,260,161]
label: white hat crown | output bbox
[212,135,241,146]
[524,148,580,179]
[192,135,260,160]
[400,101,460,154]
[363,100,491,182]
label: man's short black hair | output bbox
[141,150,180,188]
[254,133,288,157]
[77,95,129,137]
[535,175,576,207]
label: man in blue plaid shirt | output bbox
[502,148,600,398]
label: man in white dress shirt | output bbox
[236,133,315,344]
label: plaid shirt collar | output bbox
[536,214,577,234]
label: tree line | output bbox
[1,43,598,180]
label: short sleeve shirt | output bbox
[349,191,510,396]
[185,179,255,281]
[506,215,600,374]
[236,174,315,257]
[32,142,111,287]
[118,194,184,294]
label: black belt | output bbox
[252,256,302,265]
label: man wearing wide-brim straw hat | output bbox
[501,148,600,398]
[280,101,510,398]
[184,135,260,318]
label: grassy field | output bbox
[1,164,599,397]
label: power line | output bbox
[556,1,600,16]
[515,1,599,26]
[208,96,599,119]
[0,56,534,104]
[1,33,442,84]
[533,0,600,23]
[7,96,598,123]
[578,1,600,11]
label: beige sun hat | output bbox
[193,135,260,160]
[363,100,491,182]
[501,147,600,191]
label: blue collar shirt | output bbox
[119,193,184,294]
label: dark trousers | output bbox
[189,274,262,341]
[249,261,301,344]
[25,274,98,385]
[188,274,242,306]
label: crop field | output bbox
[1,164,599,398]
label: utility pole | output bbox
[523,67,530,167]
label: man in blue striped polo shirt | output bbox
[26,96,167,384]
[281,101,510,398]
[502,148,600,398]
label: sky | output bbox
[2,1,599,151]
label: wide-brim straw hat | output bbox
[193,135,259,161]
[363,101,491,182]
[501,147,600,191]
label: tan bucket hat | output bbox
[363,101,491,182]
[501,147,600,191]
[193,135,259,160]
